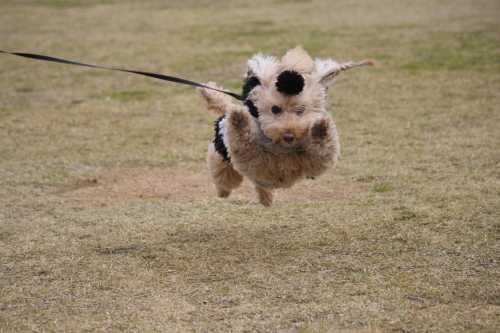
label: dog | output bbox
[197,46,371,206]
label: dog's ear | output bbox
[281,46,314,74]
[314,58,374,86]
[312,58,343,87]
[246,53,279,83]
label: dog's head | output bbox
[242,46,358,148]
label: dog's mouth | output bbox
[267,138,305,153]
[278,139,300,149]
[253,119,305,154]
[278,129,310,149]
[272,129,307,151]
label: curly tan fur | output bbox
[197,46,366,206]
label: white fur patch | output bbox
[218,116,229,152]
[246,54,280,83]
[313,58,341,77]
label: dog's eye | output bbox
[271,106,282,114]
[296,106,305,115]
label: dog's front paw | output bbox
[311,118,330,140]
[229,109,249,130]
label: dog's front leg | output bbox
[303,116,340,177]
[224,105,263,167]
[225,106,277,207]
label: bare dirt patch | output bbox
[51,166,364,206]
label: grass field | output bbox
[1,0,499,331]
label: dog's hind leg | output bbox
[197,82,234,116]
[206,143,243,198]
[252,183,274,207]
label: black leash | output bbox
[0,50,243,101]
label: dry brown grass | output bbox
[1,0,499,332]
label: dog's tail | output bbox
[196,82,234,116]
[339,59,378,72]
[357,59,378,67]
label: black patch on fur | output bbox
[242,76,261,118]
[242,76,261,98]
[245,100,259,118]
[213,116,230,162]
[276,70,305,96]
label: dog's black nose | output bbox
[283,131,295,143]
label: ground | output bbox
[0,0,499,332]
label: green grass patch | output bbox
[373,182,391,193]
